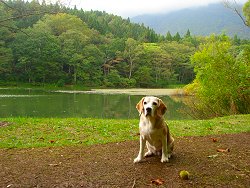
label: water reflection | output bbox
[0,89,192,119]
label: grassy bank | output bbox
[0,83,185,91]
[0,114,249,149]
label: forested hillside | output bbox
[131,3,250,39]
[0,0,249,89]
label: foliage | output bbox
[0,114,249,148]
[189,35,250,117]
[243,0,250,26]
[0,0,201,87]
[0,0,249,117]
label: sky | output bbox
[62,0,248,18]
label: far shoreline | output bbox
[53,88,186,96]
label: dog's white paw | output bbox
[161,156,169,163]
[134,157,143,163]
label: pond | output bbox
[0,88,192,120]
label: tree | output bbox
[223,0,250,27]
[134,66,152,87]
[173,32,181,42]
[166,31,172,41]
[190,35,250,116]
[0,3,14,81]
[161,41,196,84]
[12,27,61,83]
[184,29,191,38]
[143,43,174,87]
[104,69,122,87]
[81,44,104,86]
[0,0,64,32]
[37,13,100,85]
[40,13,91,36]
[0,41,13,80]
[123,38,142,79]
[59,29,88,84]
[243,0,250,26]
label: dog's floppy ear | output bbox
[156,99,167,118]
[136,97,145,115]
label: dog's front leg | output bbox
[134,135,146,163]
[161,135,169,163]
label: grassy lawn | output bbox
[0,114,249,149]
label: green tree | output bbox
[143,43,174,87]
[243,0,250,26]
[123,38,142,79]
[0,3,14,81]
[0,41,13,80]
[134,66,152,87]
[39,13,91,36]
[161,41,196,84]
[173,32,181,42]
[81,44,104,86]
[37,13,100,85]
[184,29,191,38]
[190,35,250,116]
[104,69,121,87]
[12,27,61,83]
[59,29,88,84]
[166,31,172,41]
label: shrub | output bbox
[188,35,250,118]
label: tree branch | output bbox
[0,0,15,10]
[0,11,58,23]
[0,0,60,24]
[233,7,249,26]
[223,0,248,27]
[0,23,29,36]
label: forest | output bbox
[0,0,249,91]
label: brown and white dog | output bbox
[134,96,174,163]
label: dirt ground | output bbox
[0,133,249,188]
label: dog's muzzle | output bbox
[145,107,152,116]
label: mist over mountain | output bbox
[131,3,250,38]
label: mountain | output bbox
[131,3,250,39]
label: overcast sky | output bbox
[64,0,248,18]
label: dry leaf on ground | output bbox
[151,178,164,185]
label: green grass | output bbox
[0,114,249,149]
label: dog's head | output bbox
[136,96,167,118]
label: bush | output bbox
[188,35,250,118]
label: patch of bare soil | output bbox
[0,133,249,188]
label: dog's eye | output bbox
[153,102,157,105]
[143,101,147,105]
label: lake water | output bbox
[0,88,191,119]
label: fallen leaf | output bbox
[217,148,230,152]
[0,121,11,127]
[49,162,62,166]
[211,138,218,142]
[207,154,218,158]
[151,178,164,185]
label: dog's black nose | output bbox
[146,107,152,112]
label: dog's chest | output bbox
[139,119,163,139]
